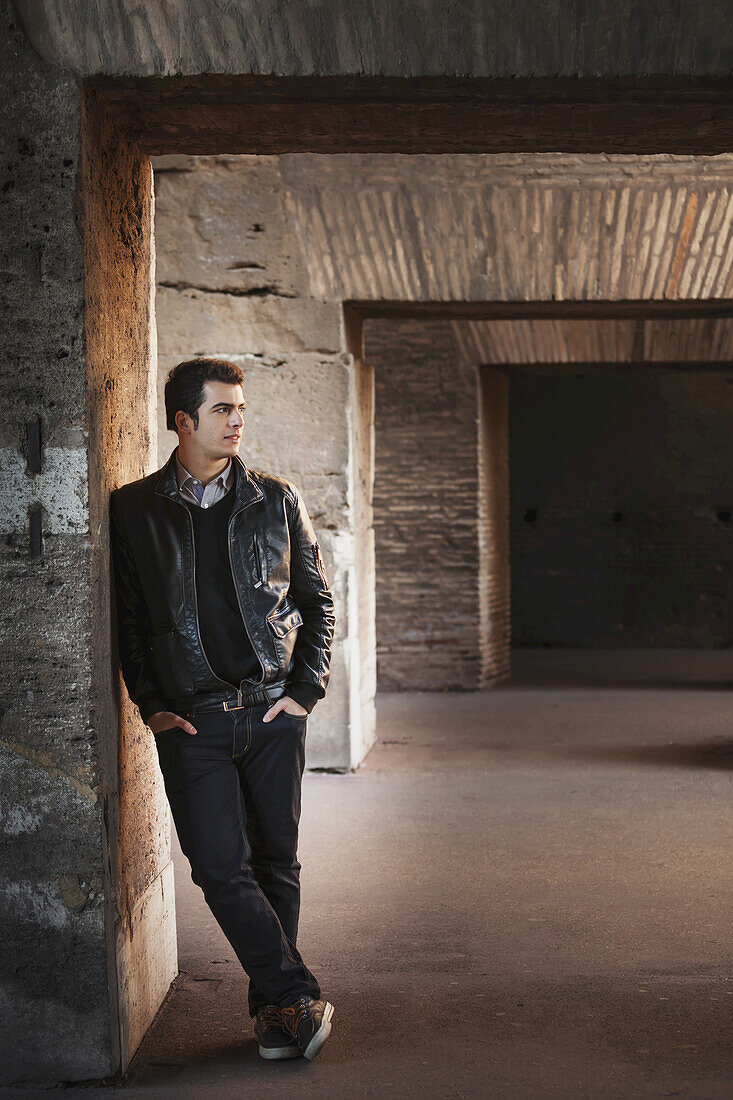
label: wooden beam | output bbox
[347,300,733,322]
[85,74,733,156]
[481,359,733,374]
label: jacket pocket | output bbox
[266,604,303,675]
[267,604,304,638]
[149,627,196,696]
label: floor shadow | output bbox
[508,648,733,691]
[553,738,733,770]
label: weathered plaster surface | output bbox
[1,6,85,455]
[13,0,733,78]
[0,446,88,533]
[0,744,108,1081]
[115,860,177,1065]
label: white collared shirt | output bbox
[175,451,235,508]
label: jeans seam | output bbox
[235,767,247,848]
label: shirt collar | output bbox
[175,451,234,492]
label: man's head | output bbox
[165,357,246,463]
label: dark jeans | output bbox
[153,701,321,1016]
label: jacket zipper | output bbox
[176,498,267,694]
[312,542,327,586]
[228,511,266,686]
[252,532,264,588]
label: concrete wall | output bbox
[510,370,733,647]
[14,0,733,77]
[0,3,114,1081]
[365,319,482,690]
[0,5,177,1083]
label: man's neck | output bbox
[176,447,231,486]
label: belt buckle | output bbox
[222,695,244,711]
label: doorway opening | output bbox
[80,76,733,1072]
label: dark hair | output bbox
[164,358,246,433]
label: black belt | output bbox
[179,682,287,716]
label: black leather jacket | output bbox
[109,446,336,723]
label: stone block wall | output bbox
[153,155,375,768]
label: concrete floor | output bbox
[29,651,733,1097]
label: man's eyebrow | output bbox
[209,401,246,410]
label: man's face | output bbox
[179,380,245,459]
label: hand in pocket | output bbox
[147,710,197,735]
[262,696,308,723]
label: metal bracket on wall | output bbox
[29,508,42,558]
[27,417,43,558]
[27,417,42,474]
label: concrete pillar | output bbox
[0,8,176,1080]
[81,85,177,1072]
[0,8,113,1081]
[344,310,378,766]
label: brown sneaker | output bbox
[280,995,334,1061]
[253,1004,301,1060]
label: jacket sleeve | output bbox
[284,484,336,711]
[109,491,171,724]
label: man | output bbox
[109,357,336,1062]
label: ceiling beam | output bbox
[86,74,733,156]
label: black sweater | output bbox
[183,485,318,712]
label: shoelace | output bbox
[258,1005,284,1028]
[281,996,309,1033]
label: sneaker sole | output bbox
[302,1002,334,1061]
[258,1043,301,1060]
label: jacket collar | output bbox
[153,445,263,508]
